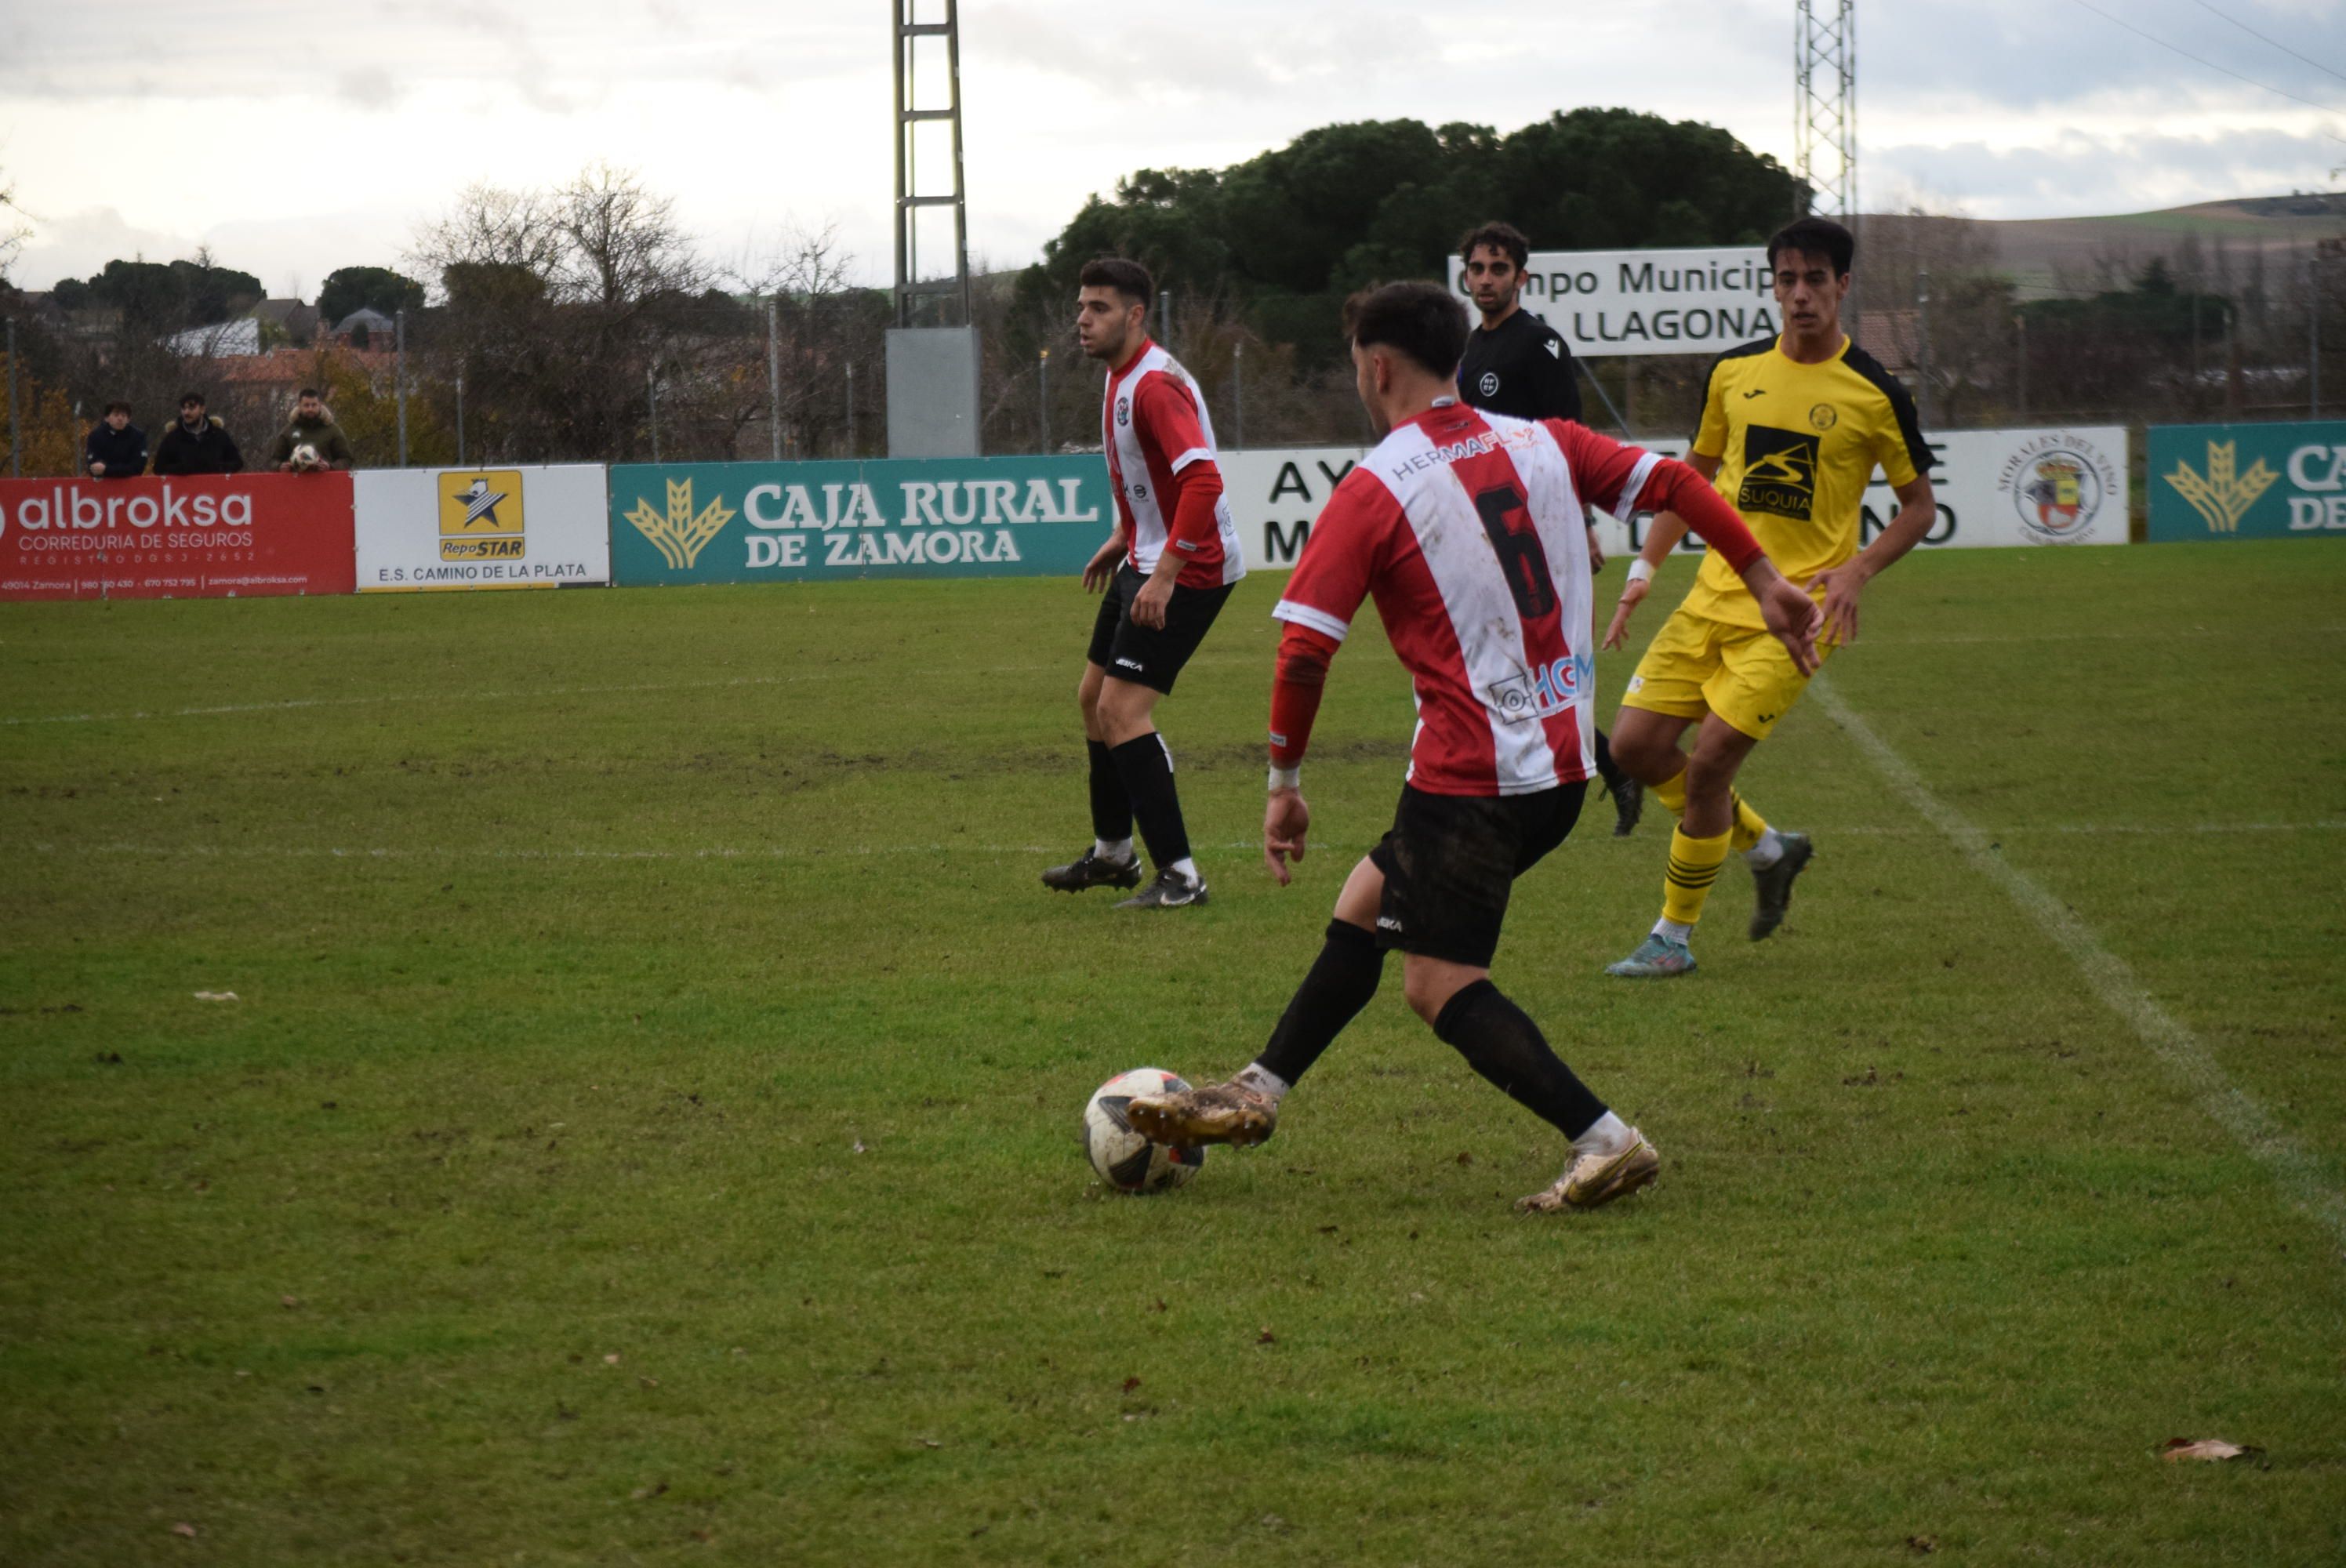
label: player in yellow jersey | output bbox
[1599,217,1937,978]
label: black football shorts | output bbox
[1084,561,1235,695]
[1367,782,1588,967]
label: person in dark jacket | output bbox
[84,402,147,479]
[267,389,356,472]
[149,390,246,476]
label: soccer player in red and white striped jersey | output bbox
[1128,282,1821,1210]
[1040,258,1245,909]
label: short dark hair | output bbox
[1458,221,1531,270]
[297,387,321,401]
[178,390,206,408]
[1346,281,1469,379]
[1077,256,1154,309]
[1767,216,1855,277]
[104,400,133,416]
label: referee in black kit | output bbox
[1457,220,1643,836]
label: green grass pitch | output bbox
[3,543,2342,1564]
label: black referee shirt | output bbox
[1458,307,1582,424]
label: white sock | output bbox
[1234,1063,1290,1103]
[1744,827,1785,869]
[1095,838,1135,862]
[1169,856,1200,884]
[1572,1110,1634,1158]
[1651,917,1693,945]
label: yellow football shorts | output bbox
[1619,601,1836,741]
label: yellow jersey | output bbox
[1678,334,1930,629]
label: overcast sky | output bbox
[2,0,2340,299]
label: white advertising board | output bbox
[354,465,612,590]
[1226,426,2130,572]
[1448,247,1776,360]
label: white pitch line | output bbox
[0,663,1058,727]
[1809,672,2346,1253]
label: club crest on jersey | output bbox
[1486,653,1592,722]
[1116,397,1131,426]
[1478,371,1500,397]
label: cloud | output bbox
[338,67,402,112]
[11,206,198,290]
[1873,125,2345,219]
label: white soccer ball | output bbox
[291,442,321,471]
[1084,1067,1206,1194]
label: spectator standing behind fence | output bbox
[150,390,245,476]
[266,389,355,473]
[84,402,148,479]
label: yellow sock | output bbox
[1729,790,1769,854]
[1651,769,1687,819]
[1662,826,1734,929]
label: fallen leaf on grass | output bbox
[279,1295,300,1309]
[2163,1437,2263,1463]
[1256,1327,1276,1345]
[604,1352,622,1365]
[171,1522,198,1537]
[1455,1151,1473,1166]
[915,1437,942,1449]
[630,1481,669,1500]
[1120,1377,1141,1395]
[193,991,239,1003]
[1905,1536,1937,1555]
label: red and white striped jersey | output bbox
[1102,340,1247,589]
[1274,404,1667,797]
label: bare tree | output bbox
[735,223,886,459]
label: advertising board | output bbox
[0,473,357,600]
[2147,420,2346,540]
[1225,426,2130,570]
[354,465,611,590]
[607,456,1114,586]
[1447,247,1776,361]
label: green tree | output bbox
[318,265,426,325]
[1016,107,1803,368]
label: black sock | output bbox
[1108,731,1190,871]
[1432,979,1607,1138]
[1594,728,1623,790]
[1255,920,1384,1087]
[1087,739,1131,847]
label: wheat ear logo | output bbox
[2164,441,2279,535]
[626,478,735,570]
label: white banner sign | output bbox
[1447,247,1777,360]
[354,465,612,591]
[1227,425,2130,571]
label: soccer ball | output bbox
[290,442,322,471]
[1084,1067,1206,1194]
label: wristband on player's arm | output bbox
[1269,765,1301,793]
[1625,559,1654,586]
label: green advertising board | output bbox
[607,456,1113,585]
[2147,419,2346,541]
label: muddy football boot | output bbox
[1516,1132,1660,1213]
[1124,1078,1276,1149]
